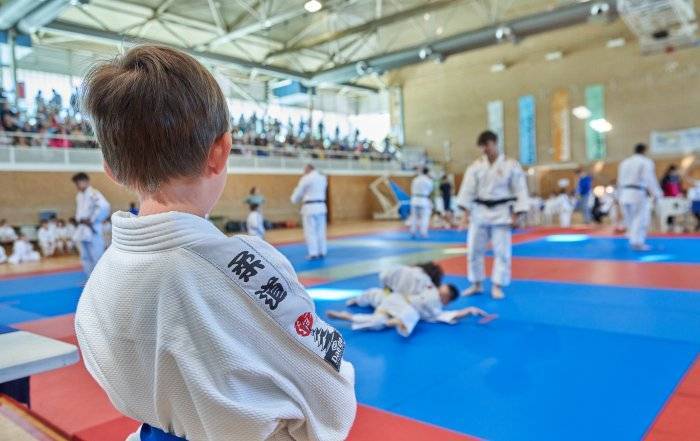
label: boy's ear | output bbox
[206,132,232,176]
[103,161,120,186]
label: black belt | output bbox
[303,200,326,204]
[474,197,516,208]
[623,185,645,191]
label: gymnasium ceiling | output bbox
[28,1,586,86]
[13,0,699,93]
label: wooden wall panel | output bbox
[0,171,414,225]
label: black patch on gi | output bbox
[311,328,345,372]
[254,276,287,310]
[228,251,265,282]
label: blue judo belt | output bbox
[141,424,187,441]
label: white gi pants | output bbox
[409,204,431,237]
[349,288,419,337]
[559,210,572,228]
[78,234,105,275]
[468,223,512,286]
[302,213,327,257]
[39,240,56,257]
[622,199,650,247]
[9,251,40,265]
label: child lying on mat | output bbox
[327,263,496,336]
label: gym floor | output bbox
[1,223,699,441]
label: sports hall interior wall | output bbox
[391,19,700,173]
[0,171,411,225]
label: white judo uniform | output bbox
[291,170,328,258]
[74,186,111,275]
[37,226,57,257]
[457,154,529,287]
[75,211,356,441]
[0,224,17,244]
[9,238,40,265]
[618,154,662,247]
[409,174,433,238]
[341,265,464,337]
[247,210,266,239]
[0,246,6,264]
[555,194,575,228]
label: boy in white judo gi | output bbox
[555,190,575,228]
[37,219,57,257]
[409,168,433,238]
[75,45,356,441]
[617,143,662,251]
[8,234,40,265]
[246,203,266,239]
[72,172,111,274]
[291,164,328,260]
[0,219,17,244]
[457,130,529,300]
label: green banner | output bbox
[585,84,606,160]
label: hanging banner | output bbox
[651,127,700,155]
[487,100,504,152]
[518,95,537,165]
[550,89,571,162]
[585,84,606,160]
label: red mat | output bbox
[645,356,700,441]
[438,256,700,291]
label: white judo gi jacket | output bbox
[291,170,328,217]
[75,211,356,441]
[409,175,433,209]
[456,154,529,225]
[617,154,662,205]
[74,186,111,242]
[378,266,457,324]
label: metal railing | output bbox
[0,132,417,175]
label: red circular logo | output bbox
[295,312,314,337]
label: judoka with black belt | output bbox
[456,130,529,299]
[617,143,662,251]
[291,164,328,259]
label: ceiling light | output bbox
[606,37,626,48]
[418,46,433,60]
[495,26,513,42]
[423,13,431,21]
[304,0,322,13]
[436,26,443,35]
[490,62,506,73]
[545,51,563,61]
[572,106,592,119]
[589,118,612,133]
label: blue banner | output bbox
[518,95,537,165]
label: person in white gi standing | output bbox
[409,167,433,238]
[291,164,328,260]
[72,172,111,275]
[617,143,662,251]
[457,130,529,300]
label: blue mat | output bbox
[511,235,700,264]
[315,276,700,441]
[276,242,424,272]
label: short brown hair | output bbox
[81,45,229,192]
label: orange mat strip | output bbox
[438,256,700,291]
[644,356,700,441]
